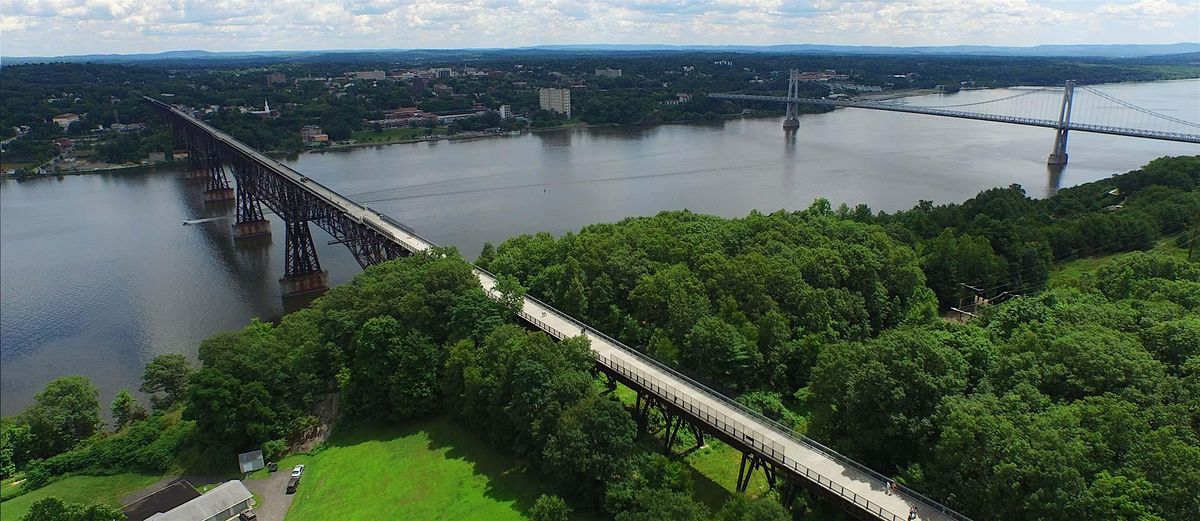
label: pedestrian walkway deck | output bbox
[157,100,970,521]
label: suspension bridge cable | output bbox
[882,86,1056,109]
[1078,85,1200,129]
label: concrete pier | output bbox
[279,271,328,298]
[783,117,799,130]
[233,219,271,239]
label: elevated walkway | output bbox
[151,99,971,521]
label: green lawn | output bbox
[283,417,591,521]
[1049,241,1193,288]
[0,473,165,520]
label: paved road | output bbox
[243,469,297,521]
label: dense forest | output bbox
[477,155,1200,519]
[1,156,1197,520]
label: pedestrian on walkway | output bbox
[908,505,918,520]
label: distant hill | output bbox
[4,43,1198,65]
[530,43,1200,58]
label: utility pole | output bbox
[952,283,985,321]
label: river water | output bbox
[2,80,1197,415]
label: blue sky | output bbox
[1,0,1197,56]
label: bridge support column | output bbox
[199,141,234,202]
[635,390,705,455]
[1048,80,1075,165]
[783,69,800,130]
[280,220,327,298]
[184,133,210,180]
[204,173,234,202]
[736,452,777,493]
[230,160,271,240]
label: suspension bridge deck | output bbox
[708,93,1200,144]
[154,100,969,521]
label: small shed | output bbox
[238,450,265,474]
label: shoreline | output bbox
[302,89,946,154]
[3,161,180,179]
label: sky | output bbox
[1,0,1198,57]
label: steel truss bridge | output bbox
[146,97,972,521]
[710,73,1200,165]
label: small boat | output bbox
[182,220,191,225]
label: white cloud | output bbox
[0,0,1196,56]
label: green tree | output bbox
[682,317,759,389]
[715,496,791,521]
[495,274,527,317]
[110,390,147,431]
[920,229,1008,309]
[140,354,192,410]
[22,497,72,521]
[530,494,572,521]
[543,395,636,498]
[22,376,102,458]
[630,264,710,340]
[20,497,126,521]
[0,419,34,477]
[613,489,709,521]
[808,326,972,470]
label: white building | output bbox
[538,88,571,118]
[348,70,386,81]
[498,105,513,119]
[145,481,253,521]
[595,68,622,78]
[52,113,80,129]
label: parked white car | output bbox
[290,464,305,478]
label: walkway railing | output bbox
[494,274,972,521]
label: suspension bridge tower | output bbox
[1048,80,1076,165]
[783,69,800,130]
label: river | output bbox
[1,79,1197,415]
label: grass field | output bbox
[282,417,593,521]
[1049,241,1194,288]
[0,473,165,520]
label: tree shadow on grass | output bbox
[324,417,599,520]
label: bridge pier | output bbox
[783,69,801,130]
[280,220,328,298]
[1047,80,1075,165]
[232,170,271,240]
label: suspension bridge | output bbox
[709,71,1200,164]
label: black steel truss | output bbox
[635,391,706,455]
[152,106,412,276]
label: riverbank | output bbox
[3,161,178,179]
